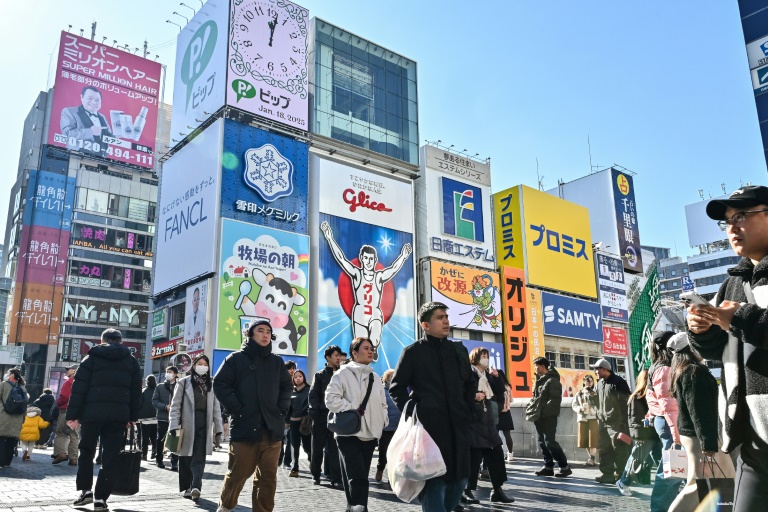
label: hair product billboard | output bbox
[48,32,161,169]
[217,219,310,356]
[314,155,415,373]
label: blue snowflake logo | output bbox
[243,144,294,202]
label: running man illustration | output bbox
[321,221,412,361]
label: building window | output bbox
[671,270,676,276]
[589,356,599,367]
[574,355,585,370]
[545,351,556,365]
[559,353,572,369]
[660,283,666,290]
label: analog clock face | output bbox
[232,0,306,81]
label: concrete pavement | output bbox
[0,445,653,511]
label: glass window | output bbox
[559,353,572,369]
[589,356,599,367]
[75,187,88,210]
[671,270,676,276]
[128,198,149,222]
[545,351,556,365]
[87,190,108,214]
[574,355,585,370]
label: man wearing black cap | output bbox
[687,185,768,511]
[590,358,630,485]
[213,319,293,512]
[390,302,477,511]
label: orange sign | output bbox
[501,266,534,398]
[526,289,544,378]
[8,283,63,345]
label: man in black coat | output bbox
[152,366,179,469]
[213,319,293,512]
[531,357,571,477]
[591,358,631,484]
[66,328,142,511]
[308,344,343,486]
[32,388,55,448]
[390,302,476,512]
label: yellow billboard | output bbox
[493,186,524,270]
[520,186,596,298]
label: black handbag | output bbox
[328,375,374,436]
[111,428,141,496]
[696,456,734,511]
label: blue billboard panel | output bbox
[451,338,505,373]
[23,170,76,230]
[541,292,603,343]
[220,120,309,233]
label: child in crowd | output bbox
[19,406,50,461]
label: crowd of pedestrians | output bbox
[1,186,768,511]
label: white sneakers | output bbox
[191,488,201,501]
[506,452,514,463]
[616,480,632,497]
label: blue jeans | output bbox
[650,416,681,512]
[421,477,468,512]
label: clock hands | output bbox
[268,12,278,47]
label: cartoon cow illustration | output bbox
[235,267,306,355]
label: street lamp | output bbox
[166,20,182,32]
[172,12,189,24]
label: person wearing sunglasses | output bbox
[687,185,768,512]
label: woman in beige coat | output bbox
[0,369,29,468]
[169,355,223,501]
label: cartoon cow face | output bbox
[252,268,306,330]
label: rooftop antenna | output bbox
[698,189,704,200]
[90,22,96,41]
[588,134,594,174]
[79,28,84,37]
[536,158,545,191]
[721,183,727,194]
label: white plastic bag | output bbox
[387,404,447,481]
[662,446,688,479]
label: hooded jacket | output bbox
[32,392,55,422]
[213,338,293,442]
[532,367,562,420]
[66,343,142,423]
[689,256,768,453]
[19,407,49,442]
[325,361,389,441]
[595,372,631,432]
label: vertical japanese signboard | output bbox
[612,169,643,274]
[603,327,629,357]
[151,308,167,340]
[48,32,161,169]
[596,252,629,323]
[185,281,209,356]
[493,187,524,271]
[227,0,309,130]
[628,265,660,378]
[527,288,544,374]
[9,170,76,345]
[500,266,533,398]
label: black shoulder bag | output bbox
[328,374,374,436]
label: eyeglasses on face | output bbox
[717,208,768,229]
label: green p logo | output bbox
[181,20,218,113]
[232,79,256,102]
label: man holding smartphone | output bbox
[687,185,768,512]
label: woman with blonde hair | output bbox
[572,373,599,466]
[616,369,660,496]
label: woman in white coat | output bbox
[325,337,389,512]
[169,354,224,501]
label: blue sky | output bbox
[0,1,765,257]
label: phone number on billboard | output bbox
[53,134,154,166]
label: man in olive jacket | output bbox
[591,358,631,483]
[390,302,476,512]
[213,319,293,512]
[531,357,571,477]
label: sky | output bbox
[0,1,765,258]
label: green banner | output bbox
[628,264,660,378]
[151,309,166,340]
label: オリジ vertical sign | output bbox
[501,266,533,399]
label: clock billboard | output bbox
[228,0,309,130]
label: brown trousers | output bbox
[219,439,281,512]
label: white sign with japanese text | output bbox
[154,119,222,294]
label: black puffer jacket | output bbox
[468,367,505,449]
[596,372,631,432]
[287,385,309,419]
[213,339,292,442]
[308,365,334,420]
[532,367,562,419]
[32,392,55,422]
[152,380,176,422]
[673,364,719,452]
[66,343,142,423]
[139,385,156,420]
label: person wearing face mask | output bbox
[0,369,28,468]
[19,405,49,461]
[152,366,180,470]
[168,355,223,501]
[462,348,514,505]
[213,319,293,512]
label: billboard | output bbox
[184,281,209,353]
[430,260,502,333]
[541,292,603,343]
[500,266,534,399]
[23,170,76,230]
[152,308,167,340]
[154,118,222,294]
[747,35,768,69]
[611,169,643,274]
[48,32,161,169]
[629,265,661,377]
[16,225,70,287]
[603,326,629,357]
[429,261,501,333]
[171,0,229,141]
[227,0,309,130]
[558,368,597,398]
[220,121,308,233]
[596,252,628,323]
[217,219,310,356]
[685,195,728,247]
[452,338,505,373]
[8,284,63,345]
[527,288,544,366]
[315,156,415,373]
[493,187,525,271]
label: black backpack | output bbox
[3,382,28,415]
